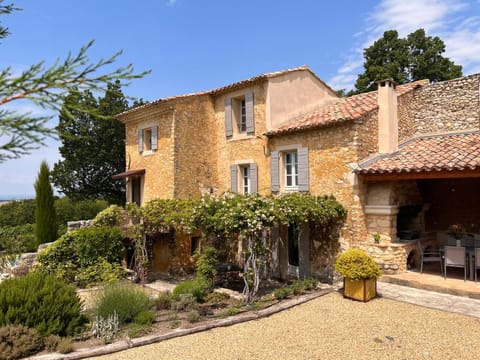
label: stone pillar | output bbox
[364,205,399,243]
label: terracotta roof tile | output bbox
[265,79,428,136]
[117,65,334,119]
[356,131,480,174]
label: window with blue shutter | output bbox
[245,92,254,133]
[224,98,233,137]
[138,128,143,153]
[151,126,158,151]
[271,151,280,192]
[230,164,238,192]
[249,163,258,193]
[297,147,309,191]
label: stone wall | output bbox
[269,121,368,247]
[400,74,480,135]
[123,103,176,202]
[173,95,219,198]
[214,84,271,195]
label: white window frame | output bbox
[284,151,298,190]
[240,165,250,195]
[271,144,308,193]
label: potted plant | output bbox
[334,248,382,302]
[449,223,465,247]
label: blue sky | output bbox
[1,0,479,198]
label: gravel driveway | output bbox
[92,292,480,359]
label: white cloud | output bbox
[166,0,178,6]
[329,0,480,90]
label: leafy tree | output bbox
[0,1,149,162]
[34,161,57,246]
[52,81,129,204]
[353,29,462,94]
[407,29,462,82]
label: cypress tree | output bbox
[34,161,57,246]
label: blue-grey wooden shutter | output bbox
[271,151,280,192]
[245,92,254,133]
[138,128,143,153]
[249,163,258,193]
[298,147,309,191]
[224,98,233,137]
[230,165,238,192]
[151,126,158,151]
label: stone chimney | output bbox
[377,79,398,154]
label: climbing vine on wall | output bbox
[120,193,346,302]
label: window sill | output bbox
[227,133,254,142]
[140,150,155,156]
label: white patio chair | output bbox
[444,246,467,281]
[475,248,480,282]
[416,241,443,275]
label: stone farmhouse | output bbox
[114,66,480,281]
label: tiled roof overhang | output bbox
[112,169,145,179]
[356,131,480,180]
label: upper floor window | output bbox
[239,99,247,133]
[241,165,250,194]
[230,163,257,194]
[138,126,158,154]
[271,146,309,192]
[284,151,298,189]
[224,92,254,137]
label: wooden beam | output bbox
[359,169,480,182]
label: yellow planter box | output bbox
[343,278,377,302]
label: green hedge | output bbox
[0,224,36,253]
[0,272,87,337]
[37,226,125,286]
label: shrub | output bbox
[155,291,172,310]
[172,278,210,302]
[171,293,198,312]
[135,310,155,326]
[55,197,108,230]
[91,205,124,227]
[187,310,201,323]
[44,334,61,352]
[274,287,291,300]
[193,246,218,284]
[221,307,240,317]
[76,259,126,287]
[0,199,36,227]
[204,291,229,304]
[0,272,87,337]
[289,278,318,295]
[37,226,124,286]
[0,325,43,360]
[0,224,36,253]
[301,277,318,290]
[92,282,153,325]
[334,248,382,280]
[56,338,74,354]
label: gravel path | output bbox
[92,292,480,360]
